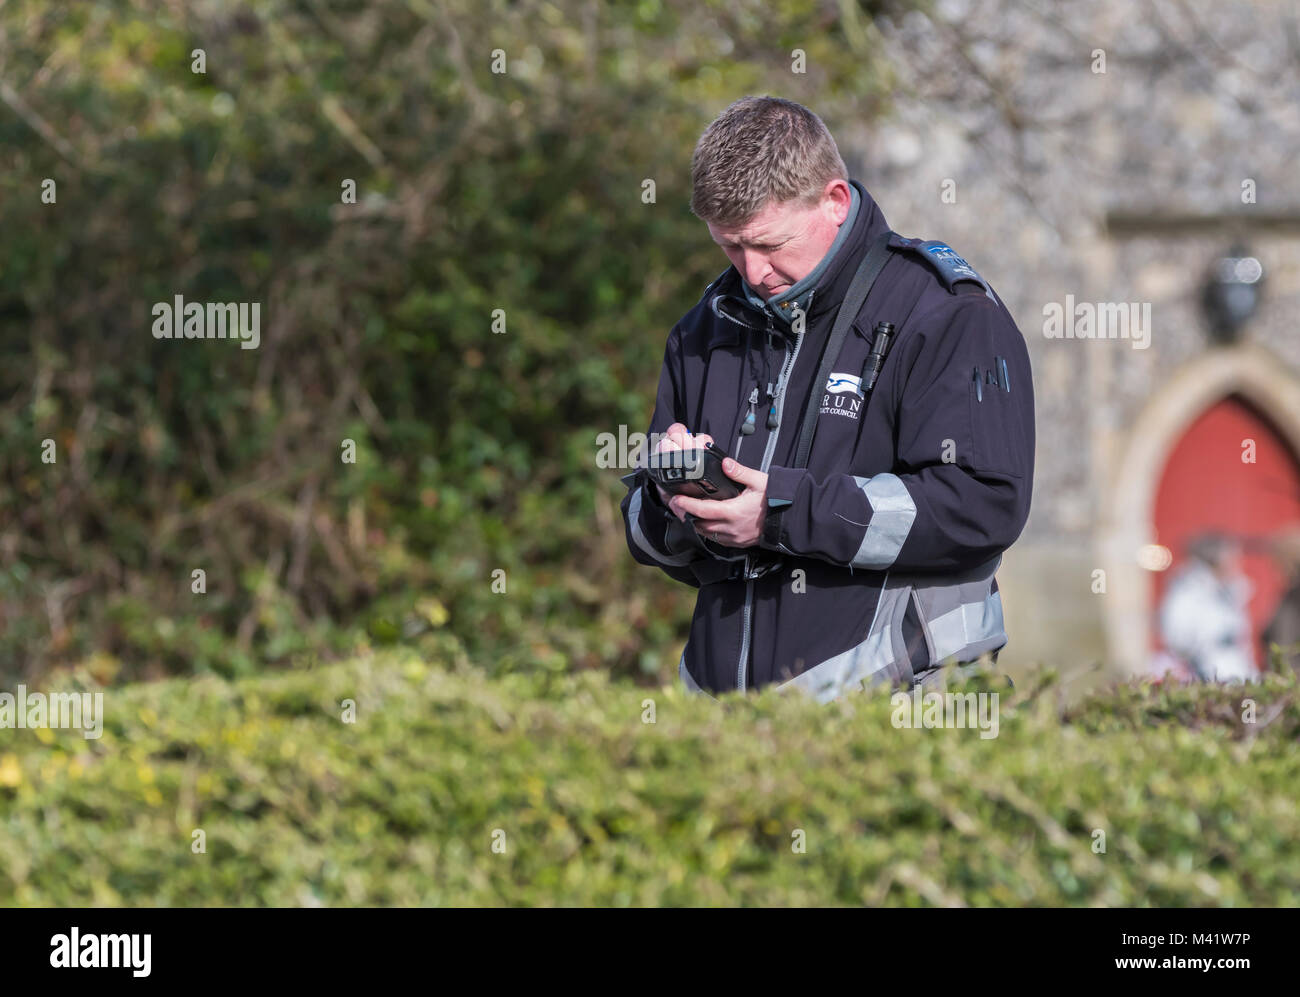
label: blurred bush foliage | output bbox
[1,654,1296,905]
[0,0,904,684]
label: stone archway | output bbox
[1100,342,1300,676]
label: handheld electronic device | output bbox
[646,441,743,501]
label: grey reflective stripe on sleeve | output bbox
[850,473,916,570]
[628,485,697,566]
[924,587,1006,663]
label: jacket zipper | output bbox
[736,313,806,691]
[712,295,767,464]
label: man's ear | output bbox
[822,178,851,225]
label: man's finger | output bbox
[671,494,714,519]
[661,423,689,451]
[721,457,762,487]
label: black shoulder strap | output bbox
[792,229,895,470]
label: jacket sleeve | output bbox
[757,296,1034,575]
[619,326,710,587]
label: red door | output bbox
[1151,394,1300,670]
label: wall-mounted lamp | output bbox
[1201,244,1264,344]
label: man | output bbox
[619,96,1035,701]
[1158,533,1258,683]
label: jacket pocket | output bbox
[967,362,1026,479]
[901,587,937,683]
[907,561,1009,675]
[876,581,920,689]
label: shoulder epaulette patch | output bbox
[888,234,999,303]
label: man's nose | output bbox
[740,250,772,286]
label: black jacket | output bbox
[621,180,1034,700]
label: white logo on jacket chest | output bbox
[821,371,863,420]
[826,372,863,397]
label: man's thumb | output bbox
[722,458,759,485]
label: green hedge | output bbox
[1,655,1296,906]
[0,0,905,686]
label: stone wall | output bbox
[825,0,1300,674]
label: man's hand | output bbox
[667,458,769,548]
[652,422,714,506]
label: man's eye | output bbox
[724,240,782,251]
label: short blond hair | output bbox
[690,96,848,227]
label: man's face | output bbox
[1214,542,1245,581]
[706,179,852,300]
